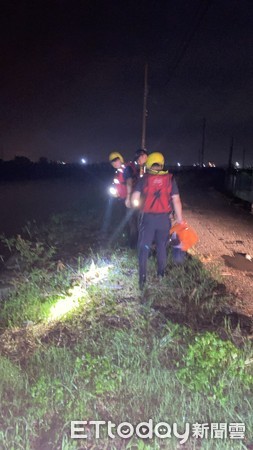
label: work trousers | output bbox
[126,207,139,248]
[115,202,139,248]
[138,213,171,279]
[104,198,139,248]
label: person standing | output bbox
[131,152,184,289]
[109,152,137,206]
[108,152,138,247]
[134,149,148,178]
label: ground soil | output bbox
[181,184,253,317]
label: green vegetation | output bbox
[0,194,252,449]
[177,332,253,404]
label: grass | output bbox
[0,187,252,449]
[1,323,252,448]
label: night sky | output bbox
[1,0,253,166]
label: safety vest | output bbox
[113,162,138,199]
[142,172,173,213]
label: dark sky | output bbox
[1,0,253,166]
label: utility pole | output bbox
[141,63,148,150]
[242,146,246,169]
[228,137,234,169]
[0,144,4,161]
[199,117,206,166]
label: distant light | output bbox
[203,164,206,167]
[81,158,87,164]
[177,162,181,167]
[235,161,240,167]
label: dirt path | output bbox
[181,185,253,317]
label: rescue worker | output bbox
[109,152,138,247]
[134,149,148,178]
[131,152,184,289]
[109,152,137,207]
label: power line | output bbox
[165,0,212,85]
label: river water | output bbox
[0,179,90,237]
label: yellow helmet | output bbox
[146,152,164,169]
[109,152,124,163]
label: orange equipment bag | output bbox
[170,222,198,251]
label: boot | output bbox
[139,275,146,290]
[157,270,165,278]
